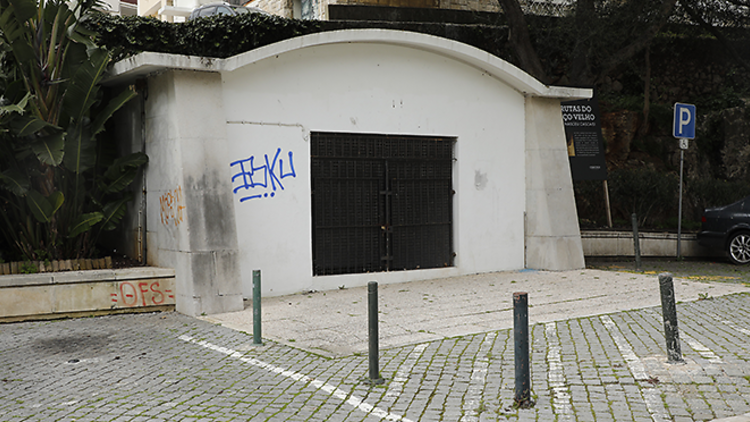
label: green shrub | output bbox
[574,180,607,227]
[608,168,678,228]
[85,13,323,61]
[688,178,750,216]
[19,261,38,274]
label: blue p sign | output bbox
[673,103,696,139]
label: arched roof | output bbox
[106,28,591,100]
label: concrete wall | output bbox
[246,0,498,19]
[106,30,590,313]
[581,231,723,258]
[0,268,176,322]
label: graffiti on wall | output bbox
[110,280,175,307]
[230,148,297,202]
[160,186,186,226]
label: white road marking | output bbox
[721,320,750,336]
[385,343,428,400]
[546,322,573,421]
[460,332,496,422]
[682,335,723,364]
[178,335,414,422]
[600,316,669,422]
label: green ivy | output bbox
[83,13,511,62]
[85,13,324,61]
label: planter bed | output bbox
[0,267,176,322]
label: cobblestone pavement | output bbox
[2,292,749,421]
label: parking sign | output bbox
[673,103,696,139]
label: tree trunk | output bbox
[568,0,596,87]
[639,47,651,137]
[497,0,549,84]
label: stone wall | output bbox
[247,0,292,17]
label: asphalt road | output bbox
[586,256,750,284]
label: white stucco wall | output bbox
[106,29,590,312]
[222,41,527,296]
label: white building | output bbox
[99,0,138,16]
[105,29,589,316]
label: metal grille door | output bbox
[311,132,454,276]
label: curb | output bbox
[712,414,750,422]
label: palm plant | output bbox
[0,0,147,261]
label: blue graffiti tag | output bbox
[230,148,297,202]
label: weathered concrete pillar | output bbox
[524,96,586,271]
[144,70,244,316]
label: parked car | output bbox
[188,3,268,20]
[697,195,750,264]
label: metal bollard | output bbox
[367,281,383,384]
[514,292,532,407]
[253,270,262,346]
[632,213,642,271]
[658,273,684,363]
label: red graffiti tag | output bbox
[114,281,172,307]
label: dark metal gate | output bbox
[311,132,454,276]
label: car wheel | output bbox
[727,231,750,265]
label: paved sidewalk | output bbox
[206,269,748,357]
[1,269,749,421]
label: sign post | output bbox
[673,103,696,258]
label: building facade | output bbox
[106,29,588,316]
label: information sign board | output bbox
[561,95,608,181]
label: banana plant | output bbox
[0,0,146,260]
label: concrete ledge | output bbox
[581,230,723,258]
[0,267,176,322]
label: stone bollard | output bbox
[367,281,384,385]
[632,213,641,271]
[253,270,262,346]
[514,292,532,407]
[658,273,684,363]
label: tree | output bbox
[678,0,750,72]
[497,0,678,87]
[0,0,147,261]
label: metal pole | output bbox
[632,213,641,272]
[658,273,684,363]
[514,292,531,407]
[368,281,383,384]
[603,180,613,228]
[253,270,262,346]
[677,148,684,258]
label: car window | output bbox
[198,6,216,17]
[215,6,234,15]
[233,7,250,14]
